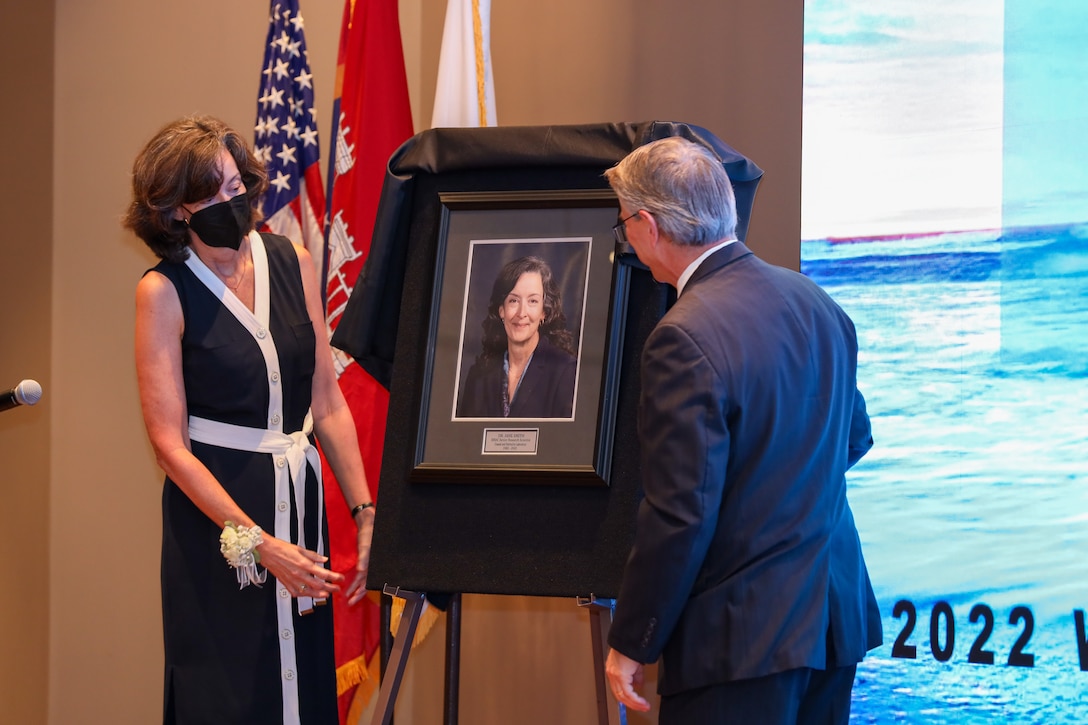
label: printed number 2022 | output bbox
[891,599,1035,667]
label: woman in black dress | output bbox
[125,116,374,724]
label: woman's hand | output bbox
[293,241,375,606]
[344,507,375,605]
[255,534,345,599]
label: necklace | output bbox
[215,249,250,293]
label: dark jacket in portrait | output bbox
[457,335,577,419]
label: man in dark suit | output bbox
[603,137,881,723]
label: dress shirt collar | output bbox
[676,239,737,296]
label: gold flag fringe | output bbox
[390,595,443,648]
[336,652,370,696]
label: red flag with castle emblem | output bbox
[321,0,414,721]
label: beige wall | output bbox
[0,0,800,722]
[0,1,53,722]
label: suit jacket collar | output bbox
[682,241,753,293]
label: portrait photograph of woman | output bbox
[453,239,590,420]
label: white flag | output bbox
[431,0,497,128]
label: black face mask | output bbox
[186,194,251,250]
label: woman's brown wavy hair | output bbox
[123,115,269,262]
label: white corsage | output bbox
[220,521,268,589]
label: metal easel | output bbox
[371,587,626,725]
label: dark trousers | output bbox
[659,664,857,725]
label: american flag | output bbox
[254,0,327,274]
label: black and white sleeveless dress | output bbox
[152,231,336,724]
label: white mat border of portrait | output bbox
[411,190,629,486]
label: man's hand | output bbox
[605,648,651,712]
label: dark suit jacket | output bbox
[457,336,577,418]
[607,242,882,696]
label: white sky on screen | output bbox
[802,0,1004,240]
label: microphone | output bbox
[0,379,43,413]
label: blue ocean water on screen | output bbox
[802,224,1088,723]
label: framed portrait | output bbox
[411,189,630,486]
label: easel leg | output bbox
[379,592,393,693]
[444,592,462,725]
[371,587,426,725]
[580,596,627,725]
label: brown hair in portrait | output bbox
[123,115,269,263]
[477,255,577,362]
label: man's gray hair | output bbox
[605,137,738,246]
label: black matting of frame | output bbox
[413,190,627,487]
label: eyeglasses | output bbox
[612,211,641,244]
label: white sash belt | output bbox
[188,412,326,615]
